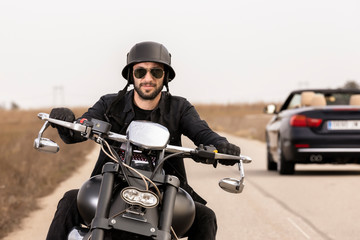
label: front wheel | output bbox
[277,138,295,175]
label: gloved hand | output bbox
[192,144,217,165]
[49,108,76,141]
[215,142,241,166]
[49,107,75,126]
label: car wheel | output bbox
[277,138,295,175]
[266,136,277,171]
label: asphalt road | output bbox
[4,134,360,240]
[183,133,360,240]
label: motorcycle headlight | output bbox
[121,187,159,208]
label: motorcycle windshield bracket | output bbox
[101,162,120,174]
[164,175,180,189]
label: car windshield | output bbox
[282,91,358,110]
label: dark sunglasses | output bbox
[133,67,164,79]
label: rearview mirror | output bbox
[219,159,249,194]
[264,104,277,114]
[33,120,60,153]
[219,178,244,194]
[34,137,60,153]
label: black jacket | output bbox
[69,90,228,203]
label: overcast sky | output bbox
[1,0,359,109]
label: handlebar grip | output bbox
[196,149,216,159]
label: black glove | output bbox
[49,108,76,141]
[193,144,217,165]
[215,142,241,166]
[49,107,75,126]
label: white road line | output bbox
[287,217,311,239]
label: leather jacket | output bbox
[71,90,228,204]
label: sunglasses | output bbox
[133,67,164,79]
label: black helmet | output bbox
[122,41,176,83]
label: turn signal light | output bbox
[290,115,322,128]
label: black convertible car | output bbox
[265,89,360,174]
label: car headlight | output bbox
[121,187,159,208]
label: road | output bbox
[4,134,360,240]
[183,133,360,240]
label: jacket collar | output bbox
[125,90,170,114]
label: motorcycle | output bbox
[34,113,252,240]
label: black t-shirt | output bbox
[133,102,152,121]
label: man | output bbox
[47,41,240,240]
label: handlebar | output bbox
[35,112,251,194]
[36,113,252,163]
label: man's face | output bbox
[133,62,165,100]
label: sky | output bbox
[0,0,359,109]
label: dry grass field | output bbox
[195,102,273,142]
[0,103,272,239]
[0,108,95,239]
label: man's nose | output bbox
[143,71,154,80]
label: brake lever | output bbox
[37,113,91,138]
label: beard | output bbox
[134,82,163,100]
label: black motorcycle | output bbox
[34,113,251,240]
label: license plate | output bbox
[327,120,360,130]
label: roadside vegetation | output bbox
[0,108,94,239]
[195,102,273,142]
[0,103,272,238]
